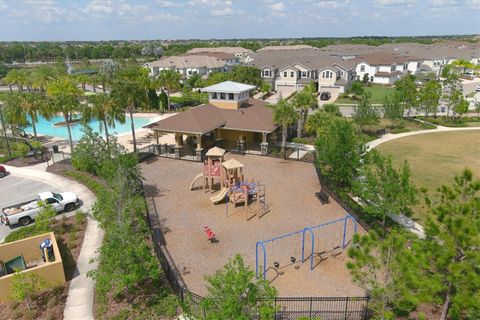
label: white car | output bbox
[1,191,80,226]
[476,84,480,92]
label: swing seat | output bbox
[273,261,280,269]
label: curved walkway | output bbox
[2,164,102,320]
[367,125,480,150]
[365,125,480,239]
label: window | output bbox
[283,71,287,77]
[340,71,344,76]
[46,198,58,205]
[360,65,365,72]
[220,93,226,99]
[263,69,270,77]
[370,76,374,82]
[228,93,234,100]
[391,66,395,72]
[212,92,217,99]
[290,71,295,77]
[302,71,307,78]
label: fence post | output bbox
[344,297,349,320]
[309,297,313,318]
[274,298,277,320]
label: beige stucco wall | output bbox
[210,100,239,110]
[0,232,66,303]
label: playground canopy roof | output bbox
[222,158,244,170]
[145,98,277,135]
[206,146,226,157]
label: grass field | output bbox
[336,85,395,104]
[376,130,480,223]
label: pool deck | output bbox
[35,112,176,153]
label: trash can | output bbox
[40,239,55,262]
[52,145,59,153]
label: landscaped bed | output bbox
[376,130,480,223]
[0,214,88,320]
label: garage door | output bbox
[275,85,295,99]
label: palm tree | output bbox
[31,65,58,93]
[156,69,181,111]
[4,69,25,92]
[84,93,125,145]
[452,59,474,74]
[272,99,298,159]
[16,92,46,140]
[111,66,147,152]
[47,76,84,152]
[76,74,89,92]
[293,87,316,138]
[87,74,99,93]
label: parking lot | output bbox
[0,174,59,241]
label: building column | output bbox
[195,134,203,162]
[174,133,181,158]
[260,132,268,156]
[238,131,245,151]
[155,131,159,145]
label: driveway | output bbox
[0,173,83,242]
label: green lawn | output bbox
[377,130,480,223]
[336,85,395,104]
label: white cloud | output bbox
[84,0,115,14]
[212,6,233,16]
[155,0,181,7]
[375,0,417,5]
[269,1,285,11]
[316,1,341,8]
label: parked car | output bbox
[476,84,480,92]
[320,92,331,101]
[0,166,6,178]
[1,191,79,226]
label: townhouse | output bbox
[247,48,356,95]
[144,54,230,78]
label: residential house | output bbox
[186,47,253,62]
[144,54,228,78]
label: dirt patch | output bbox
[45,159,73,175]
[0,214,88,320]
[4,154,50,167]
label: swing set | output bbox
[255,214,357,280]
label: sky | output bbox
[0,0,479,41]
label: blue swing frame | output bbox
[255,214,357,279]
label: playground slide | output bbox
[189,173,204,190]
[210,188,229,204]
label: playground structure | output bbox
[255,214,357,280]
[190,147,268,220]
[189,147,226,192]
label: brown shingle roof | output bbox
[145,98,277,134]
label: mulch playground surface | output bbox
[141,154,365,297]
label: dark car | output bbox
[0,165,6,178]
[320,92,331,101]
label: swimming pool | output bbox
[24,115,155,140]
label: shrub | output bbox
[75,211,87,225]
[4,206,56,243]
[292,137,309,144]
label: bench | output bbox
[315,189,330,205]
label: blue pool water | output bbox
[24,115,154,140]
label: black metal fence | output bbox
[144,193,371,319]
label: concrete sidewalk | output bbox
[2,164,103,320]
[367,125,480,150]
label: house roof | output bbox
[206,146,226,157]
[222,159,244,170]
[186,47,252,55]
[145,104,226,134]
[146,55,226,69]
[145,98,277,134]
[201,81,256,93]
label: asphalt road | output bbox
[0,174,59,241]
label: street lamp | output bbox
[0,102,12,161]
